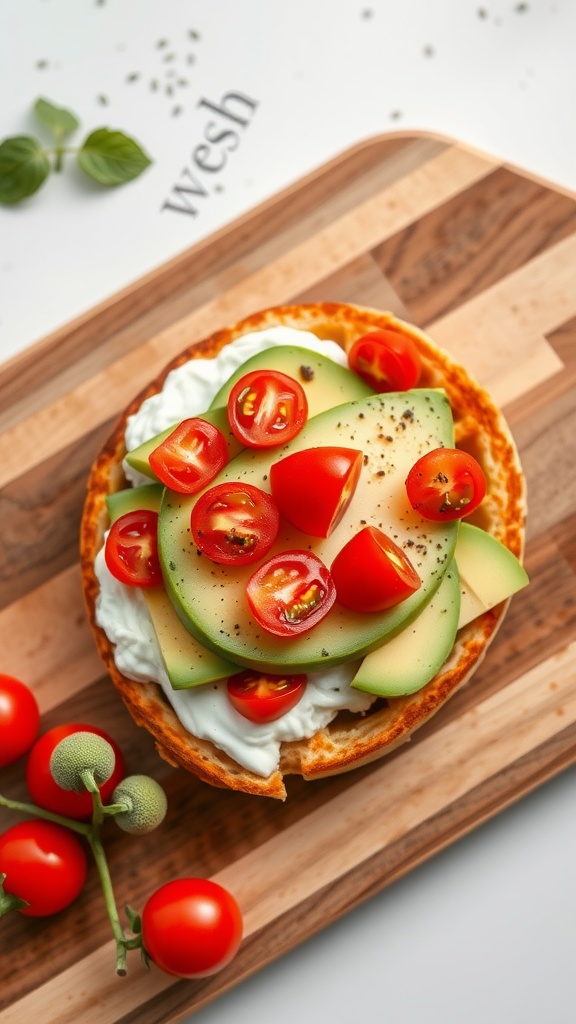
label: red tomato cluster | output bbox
[191,481,280,566]
[26,723,125,820]
[105,509,162,588]
[0,819,87,917]
[0,675,243,977]
[102,346,487,724]
[347,328,422,393]
[149,417,229,494]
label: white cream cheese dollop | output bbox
[95,327,375,777]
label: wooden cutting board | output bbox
[1,132,575,1023]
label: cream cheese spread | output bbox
[95,327,375,777]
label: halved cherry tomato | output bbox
[0,819,87,917]
[331,526,421,612]
[105,509,162,587]
[246,550,336,636]
[26,723,125,820]
[270,447,363,538]
[141,877,243,979]
[348,329,421,392]
[148,418,229,494]
[227,670,307,723]
[191,482,279,565]
[227,369,308,448]
[0,674,40,768]
[405,447,487,521]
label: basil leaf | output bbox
[0,136,50,204]
[34,97,80,137]
[77,128,152,185]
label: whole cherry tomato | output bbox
[141,877,243,978]
[26,723,125,820]
[0,820,87,916]
[270,447,363,538]
[227,670,307,723]
[227,369,308,448]
[246,550,336,636]
[191,481,280,566]
[405,448,487,522]
[348,329,421,392]
[105,509,162,587]
[148,417,229,494]
[0,674,40,768]
[331,526,421,612]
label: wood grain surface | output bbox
[1,132,575,1023]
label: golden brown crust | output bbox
[80,302,526,799]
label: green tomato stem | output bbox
[80,768,99,797]
[85,789,142,973]
[0,792,89,836]
[85,823,131,975]
[0,789,143,972]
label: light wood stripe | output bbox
[221,639,576,929]
[5,640,574,1024]
[0,565,102,710]
[429,232,576,403]
[0,145,496,491]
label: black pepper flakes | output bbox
[299,365,315,382]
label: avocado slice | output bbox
[106,482,164,521]
[456,523,529,628]
[124,406,243,482]
[144,587,239,688]
[158,389,458,673]
[208,344,372,413]
[106,484,238,688]
[351,562,461,696]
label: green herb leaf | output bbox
[34,96,80,137]
[77,128,152,186]
[0,136,50,204]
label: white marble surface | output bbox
[1,3,575,1022]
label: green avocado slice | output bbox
[158,389,458,673]
[456,523,529,628]
[105,484,238,688]
[123,406,243,481]
[208,343,372,413]
[351,562,461,696]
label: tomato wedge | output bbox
[246,550,335,636]
[148,418,229,494]
[270,447,363,538]
[405,448,487,521]
[348,329,421,392]
[226,670,307,723]
[105,509,162,587]
[331,526,421,612]
[191,482,280,565]
[227,369,308,448]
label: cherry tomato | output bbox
[141,877,243,979]
[227,670,307,723]
[105,508,162,587]
[0,820,87,917]
[348,329,421,392]
[405,447,487,522]
[227,369,308,448]
[0,674,40,768]
[246,550,336,636]
[331,526,421,612]
[270,447,363,538]
[148,418,229,494]
[26,723,125,820]
[191,481,280,566]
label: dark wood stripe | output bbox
[371,166,576,326]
